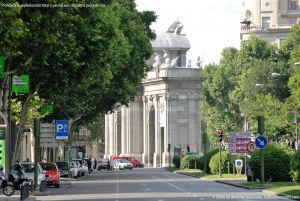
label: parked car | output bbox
[55,162,68,177]
[39,162,60,188]
[72,159,88,176]
[111,156,143,168]
[96,158,113,170]
[112,159,133,170]
[19,162,46,189]
[70,161,80,178]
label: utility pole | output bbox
[217,129,224,178]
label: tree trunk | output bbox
[12,93,34,163]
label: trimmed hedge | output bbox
[249,144,291,182]
[209,150,231,174]
[182,155,201,169]
[290,150,300,182]
[198,149,218,173]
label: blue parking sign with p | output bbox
[55,120,69,140]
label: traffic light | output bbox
[187,144,190,152]
[257,116,264,134]
[216,129,224,142]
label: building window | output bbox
[289,0,299,10]
[262,17,270,29]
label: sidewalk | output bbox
[0,177,73,200]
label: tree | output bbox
[1,0,157,162]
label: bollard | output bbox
[20,182,29,201]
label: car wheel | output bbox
[54,183,60,188]
[3,185,14,196]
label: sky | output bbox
[135,0,245,66]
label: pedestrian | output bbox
[107,159,111,171]
[87,158,92,175]
[93,158,97,170]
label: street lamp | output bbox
[271,72,282,77]
[255,83,264,88]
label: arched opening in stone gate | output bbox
[149,105,155,166]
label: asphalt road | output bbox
[36,168,289,201]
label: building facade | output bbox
[241,0,300,46]
[105,21,203,167]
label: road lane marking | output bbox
[115,172,119,201]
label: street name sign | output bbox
[12,75,29,94]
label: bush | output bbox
[209,150,231,174]
[249,144,291,182]
[173,156,181,168]
[290,150,300,182]
[199,149,218,173]
[182,155,201,169]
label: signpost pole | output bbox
[257,116,265,184]
[219,140,222,178]
[34,119,40,191]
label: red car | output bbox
[39,162,60,188]
[111,156,143,168]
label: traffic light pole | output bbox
[219,140,222,178]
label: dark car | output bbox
[55,162,69,177]
[96,159,113,170]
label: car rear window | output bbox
[56,162,68,170]
[40,164,57,171]
[21,164,34,173]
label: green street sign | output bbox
[0,140,6,171]
[0,129,4,140]
[287,111,296,123]
[12,74,29,94]
[0,56,4,79]
[40,106,53,114]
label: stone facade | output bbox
[105,21,203,167]
[241,0,300,46]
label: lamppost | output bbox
[294,62,300,150]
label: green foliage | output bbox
[182,155,201,169]
[198,149,218,173]
[209,150,230,175]
[201,34,293,144]
[249,144,291,181]
[290,150,300,182]
[173,156,180,168]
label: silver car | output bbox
[113,159,133,170]
[19,162,46,188]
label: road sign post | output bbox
[257,116,266,184]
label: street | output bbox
[36,168,288,201]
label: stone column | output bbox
[153,94,160,167]
[142,96,148,166]
[121,106,126,155]
[104,115,109,158]
[188,92,196,152]
[127,106,131,154]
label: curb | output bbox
[215,180,263,191]
[176,172,201,179]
